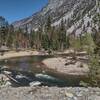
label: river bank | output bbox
[43,57,89,77]
[0,86,100,100]
[0,49,89,77]
[0,49,88,60]
[0,50,49,60]
[0,50,100,100]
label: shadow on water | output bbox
[0,55,87,87]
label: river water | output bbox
[0,56,85,87]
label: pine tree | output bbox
[30,29,35,48]
[58,19,67,51]
[0,26,8,46]
[35,27,42,50]
[6,25,15,48]
[45,15,52,53]
[0,16,9,46]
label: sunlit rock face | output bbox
[13,0,99,35]
[0,16,8,28]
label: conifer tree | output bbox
[6,25,15,47]
[58,19,66,51]
[45,15,52,52]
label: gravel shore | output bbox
[0,86,100,100]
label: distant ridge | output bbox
[13,0,100,34]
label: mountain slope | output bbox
[13,0,100,34]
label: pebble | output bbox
[65,91,74,98]
[88,95,100,100]
[0,86,100,100]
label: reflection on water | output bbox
[0,56,52,73]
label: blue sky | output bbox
[0,0,48,23]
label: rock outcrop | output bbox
[13,0,100,34]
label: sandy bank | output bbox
[0,50,46,60]
[43,57,89,76]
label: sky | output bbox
[0,0,48,23]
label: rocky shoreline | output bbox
[0,72,100,100]
[0,86,100,100]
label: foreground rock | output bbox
[43,57,89,76]
[0,86,100,100]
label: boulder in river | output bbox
[29,81,42,87]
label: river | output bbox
[0,55,86,87]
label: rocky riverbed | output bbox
[0,86,100,100]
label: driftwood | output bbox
[4,73,21,85]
